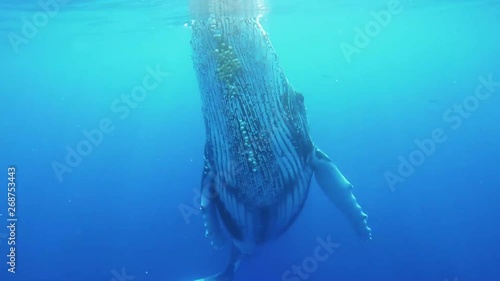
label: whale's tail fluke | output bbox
[192,243,242,281]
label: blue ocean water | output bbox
[0,0,499,280]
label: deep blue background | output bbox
[0,0,499,280]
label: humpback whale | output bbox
[188,1,371,280]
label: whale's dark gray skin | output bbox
[188,1,371,280]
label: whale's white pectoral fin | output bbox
[200,162,227,249]
[311,148,372,240]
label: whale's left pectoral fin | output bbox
[311,147,372,240]
[200,162,227,249]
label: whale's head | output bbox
[190,2,313,206]
[190,0,268,19]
